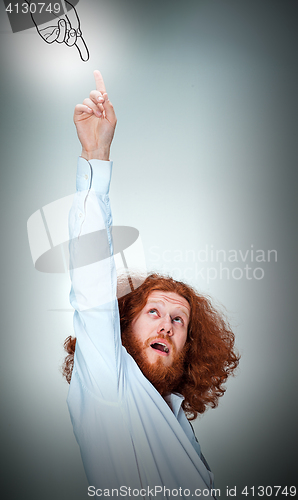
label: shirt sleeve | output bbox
[68,157,123,401]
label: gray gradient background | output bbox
[0,0,297,498]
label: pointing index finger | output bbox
[94,70,107,94]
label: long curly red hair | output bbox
[62,273,240,420]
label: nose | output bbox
[157,314,173,336]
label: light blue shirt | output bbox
[67,157,216,498]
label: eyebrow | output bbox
[146,299,190,320]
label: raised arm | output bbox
[68,71,122,400]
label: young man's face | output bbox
[131,291,190,367]
[121,291,191,394]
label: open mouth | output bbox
[150,342,170,354]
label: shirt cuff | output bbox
[76,157,113,194]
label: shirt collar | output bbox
[164,393,184,417]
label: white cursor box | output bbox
[27,194,147,298]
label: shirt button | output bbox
[84,174,88,180]
[79,212,83,218]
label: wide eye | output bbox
[173,316,183,325]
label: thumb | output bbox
[103,93,117,124]
[56,19,67,43]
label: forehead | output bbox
[146,291,190,316]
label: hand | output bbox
[27,0,89,61]
[37,18,70,43]
[74,71,117,161]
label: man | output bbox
[64,70,239,498]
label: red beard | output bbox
[121,328,189,395]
